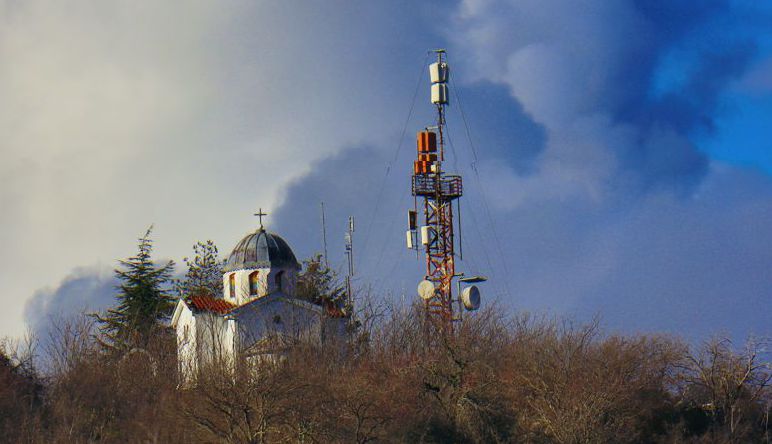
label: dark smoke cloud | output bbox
[23,267,116,342]
[271,1,772,342]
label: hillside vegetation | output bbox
[2,303,770,443]
[3,233,769,443]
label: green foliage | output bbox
[173,240,223,298]
[95,226,175,350]
[296,254,346,310]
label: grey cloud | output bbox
[23,266,116,341]
[450,0,765,198]
[2,1,445,337]
[576,168,772,341]
[270,1,772,343]
[272,144,425,295]
[6,0,770,346]
[274,142,772,342]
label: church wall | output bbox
[195,313,235,371]
[223,269,267,304]
[222,273,231,301]
[225,318,237,360]
[222,267,298,304]
[235,299,323,352]
[175,305,197,383]
[266,268,298,297]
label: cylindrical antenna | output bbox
[345,216,355,307]
[457,198,463,261]
[414,195,420,259]
[348,216,355,276]
[320,202,329,268]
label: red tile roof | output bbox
[188,296,236,314]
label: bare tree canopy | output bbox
[2,304,769,443]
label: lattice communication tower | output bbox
[407,50,465,332]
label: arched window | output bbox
[229,274,235,299]
[274,270,284,292]
[249,271,260,296]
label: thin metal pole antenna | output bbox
[344,216,355,307]
[457,198,463,261]
[320,202,329,268]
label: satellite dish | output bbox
[461,285,481,311]
[417,280,435,300]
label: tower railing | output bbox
[412,175,463,199]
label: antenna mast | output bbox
[344,216,355,308]
[320,202,329,268]
[408,50,463,332]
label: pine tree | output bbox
[173,240,223,298]
[96,226,175,350]
[297,254,346,310]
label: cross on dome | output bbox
[254,208,268,230]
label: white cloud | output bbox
[1,1,227,336]
[0,1,438,337]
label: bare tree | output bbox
[506,317,685,443]
[679,336,772,441]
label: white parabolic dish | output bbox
[461,285,481,310]
[417,280,435,300]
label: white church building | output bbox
[171,224,347,381]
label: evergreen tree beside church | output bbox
[96,226,175,350]
[173,240,223,298]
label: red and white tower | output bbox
[408,50,465,332]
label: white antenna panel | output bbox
[461,285,481,311]
[406,230,414,249]
[429,62,449,84]
[431,83,449,105]
[420,226,432,245]
[417,280,436,300]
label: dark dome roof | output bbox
[224,229,300,272]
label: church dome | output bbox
[224,229,300,272]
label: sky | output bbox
[3,0,771,343]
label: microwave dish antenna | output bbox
[417,280,436,300]
[461,285,481,311]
